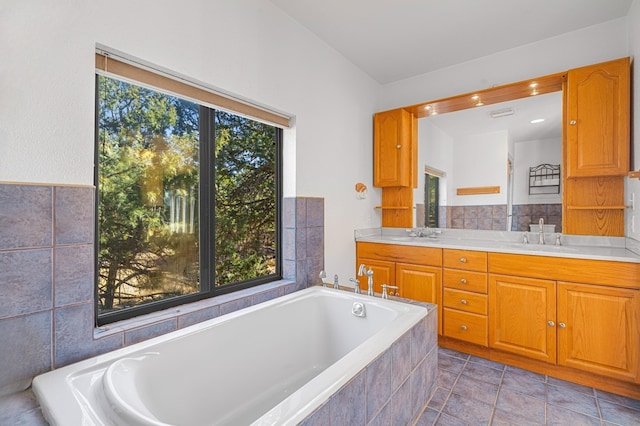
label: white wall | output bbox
[0,0,381,283]
[450,130,509,206]
[513,138,563,205]
[380,18,629,111]
[417,120,454,214]
[627,0,640,241]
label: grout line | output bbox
[488,366,507,425]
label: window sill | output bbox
[93,279,297,341]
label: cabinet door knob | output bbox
[396,144,401,149]
[460,325,468,331]
[547,320,555,327]
[460,257,467,263]
[559,322,566,328]
[570,120,577,125]
[460,299,467,305]
[460,278,467,284]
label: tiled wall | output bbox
[0,183,323,397]
[443,205,508,231]
[511,204,562,232]
[436,204,562,232]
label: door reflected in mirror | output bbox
[416,91,563,232]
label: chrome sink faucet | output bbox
[538,218,545,245]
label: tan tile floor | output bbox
[416,347,640,426]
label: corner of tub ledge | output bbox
[391,295,437,312]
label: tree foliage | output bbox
[97,76,276,315]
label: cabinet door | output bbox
[396,263,441,302]
[557,282,640,383]
[355,258,395,294]
[397,263,442,335]
[566,57,630,177]
[489,274,556,363]
[373,109,415,187]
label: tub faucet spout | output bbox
[365,267,374,296]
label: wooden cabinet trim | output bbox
[357,242,442,266]
[488,252,640,289]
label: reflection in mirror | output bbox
[415,91,562,232]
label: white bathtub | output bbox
[33,287,435,425]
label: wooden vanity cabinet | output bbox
[488,274,556,363]
[442,249,488,346]
[355,242,442,331]
[488,252,640,386]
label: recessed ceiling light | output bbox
[530,118,545,124]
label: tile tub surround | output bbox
[0,182,324,398]
[301,301,438,425]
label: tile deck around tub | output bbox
[416,348,640,426]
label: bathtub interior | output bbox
[33,287,428,426]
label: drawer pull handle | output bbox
[460,257,467,263]
[460,299,467,305]
[547,320,555,327]
[559,322,566,328]
[460,278,467,284]
[460,325,468,331]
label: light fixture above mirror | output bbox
[407,72,565,118]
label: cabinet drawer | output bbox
[443,288,487,315]
[357,242,442,267]
[443,269,487,293]
[443,308,488,346]
[443,249,487,272]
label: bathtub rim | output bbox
[32,287,431,426]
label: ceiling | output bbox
[269,0,633,84]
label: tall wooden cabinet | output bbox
[565,57,630,177]
[563,57,630,236]
[372,108,417,227]
[373,108,416,187]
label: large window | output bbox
[95,65,282,324]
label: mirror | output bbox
[414,90,563,232]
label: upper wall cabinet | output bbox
[373,108,417,187]
[566,57,630,177]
